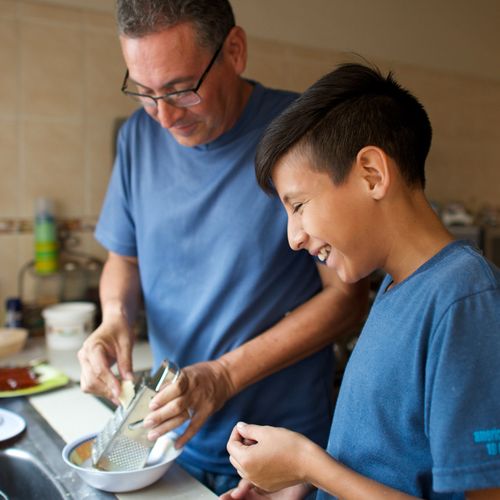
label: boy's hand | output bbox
[226,422,313,493]
[219,478,310,499]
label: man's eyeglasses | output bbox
[121,38,225,109]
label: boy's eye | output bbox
[292,203,303,214]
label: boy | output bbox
[223,63,500,499]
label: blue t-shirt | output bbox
[95,82,334,473]
[317,241,500,499]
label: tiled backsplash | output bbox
[0,1,132,320]
[0,217,97,235]
[1,1,499,324]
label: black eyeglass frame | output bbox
[120,37,226,108]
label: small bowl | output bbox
[0,328,28,358]
[62,432,183,493]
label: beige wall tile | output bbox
[0,235,21,310]
[426,137,499,211]
[17,233,34,270]
[20,19,83,117]
[285,57,338,92]
[84,116,115,217]
[0,119,20,217]
[19,0,82,25]
[21,118,84,217]
[0,0,17,18]
[0,19,18,116]
[247,37,289,60]
[84,29,130,116]
[17,232,56,305]
[245,56,293,92]
[78,232,107,261]
[83,8,115,32]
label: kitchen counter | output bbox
[1,336,155,381]
[0,339,218,499]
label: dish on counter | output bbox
[0,363,69,398]
[62,432,183,492]
[0,408,26,442]
[0,328,28,358]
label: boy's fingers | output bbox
[227,423,259,458]
[236,421,260,443]
[230,479,254,499]
[229,454,242,473]
[228,422,245,444]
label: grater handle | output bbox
[149,359,180,392]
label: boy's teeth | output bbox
[318,246,331,262]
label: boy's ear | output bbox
[355,146,390,201]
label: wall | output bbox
[1,0,499,319]
[0,0,137,315]
[244,37,500,210]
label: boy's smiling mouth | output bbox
[317,244,332,263]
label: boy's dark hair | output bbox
[116,0,235,51]
[255,63,432,192]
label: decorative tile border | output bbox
[0,217,97,235]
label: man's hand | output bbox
[77,316,134,406]
[143,359,235,448]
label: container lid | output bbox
[42,302,96,321]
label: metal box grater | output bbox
[91,359,180,471]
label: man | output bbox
[78,0,368,494]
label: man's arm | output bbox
[78,251,141,404]
[145,264,369,446]
[99,251,140,331]
[218,264,369,392]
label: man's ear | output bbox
[224,26,247,75]
[355,146,390,201]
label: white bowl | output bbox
[0,328,28,358]
[62,432,183,493]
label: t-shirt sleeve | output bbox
[94,126,137,257]
[426,288,500,493]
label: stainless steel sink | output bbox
[0,448,66,499]
[0,397,114,500]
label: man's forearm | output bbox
[218,277,369,396]
[99,252,141,330]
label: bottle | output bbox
[34,197,58,275]
[5,297,23,328]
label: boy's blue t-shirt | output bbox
[318,241,500,499]
[95,83,334,473]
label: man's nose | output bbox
[287,219,307,251]
[154,99,185,129]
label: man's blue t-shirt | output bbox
[317,241,500,499]
[95,83,334,473]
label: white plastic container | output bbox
[42,302,96,351]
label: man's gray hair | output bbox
[116,0,235,50]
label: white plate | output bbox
[0,408,26,442]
